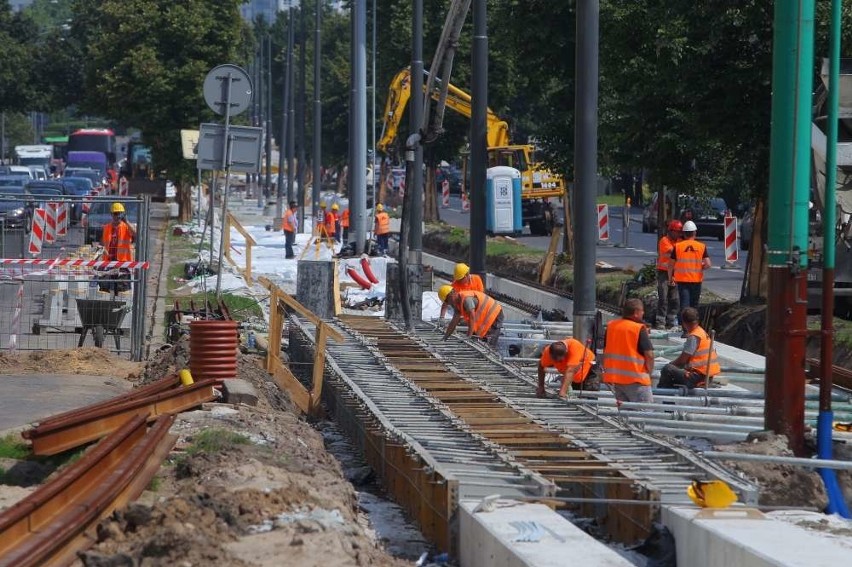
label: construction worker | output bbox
[656,220,682,329]
[317,201,329,238]
[322,202,337,241]
[602,298,655,403]
[374,204,391,256]
[668,220,711,310]
[282,200,298,259]
[438,285,504,348]
[658,307,720,390]
[101,202,135,262]
[537,338,598,399]
[439,263,485,318]
[331,203,341,243]
[341,205,350,242]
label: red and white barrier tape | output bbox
[0,259,150,269]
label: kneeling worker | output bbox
[439,263,484,319]
[537,338,598,399]
[602,298,655,403]
[438,285,503,348]
[658,307,720,389]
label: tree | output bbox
[0,2,40,113]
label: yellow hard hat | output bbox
[331,203,339,210]
[320,201,327,208]
[376,204,384,212]
[454,263,470,281]
[687,480,737,509]
[438,284,454,303]
[111,202,125,214]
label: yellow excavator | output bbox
[378,67,566,235]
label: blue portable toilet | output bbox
[486,166,522,235]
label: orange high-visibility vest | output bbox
[456,290,502,339]
[452,274,484,294]
[657,235,676,271]
[375,211,390,235]
[688,326,720,378]
[602,319,650,386]
[540,338,595,383]
[324,211,336,235]
[102,221,134,262]
[282,209,297,232]
[672,239,706,283]
[341,208,350,228]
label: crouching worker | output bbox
[438,285,503,348]
[537,338,599,399]
[658,307,720,390]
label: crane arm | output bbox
[377,67,511,154]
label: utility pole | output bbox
[408,0,424,260]
[350,0,368,253]
[313,0,322,224]
[265,34,273,208]
[287,5,296,207]
[297,4,307,227]
[573,0,599,345]
[278,11,290,211]
[469,0,487,281]
[765,0,814,456]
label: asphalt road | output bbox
[436,196,746,301]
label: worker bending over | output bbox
[439,263,485,319]
[537,338,598,399]
[602,298,655,403]
[658,307,720,390]
[438,285,503,348]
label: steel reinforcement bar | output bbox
[0,414,177,567]
[287,317,555,554]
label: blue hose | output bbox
[817,411,850,518]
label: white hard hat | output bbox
[682,220,698,232]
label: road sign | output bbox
[202,64,253,116]
[197,123,263,173]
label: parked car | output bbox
[0,174,30,189]
[0,187,30,229]
[64,167,106,193]
[83,199,140,245]
[62,177,96,221]
[679,197,729,241]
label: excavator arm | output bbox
[377,67,511,154]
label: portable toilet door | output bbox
[486,166,522,235]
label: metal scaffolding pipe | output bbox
[703,451,852,471]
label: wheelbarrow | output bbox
[76,298,130,349]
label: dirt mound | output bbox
[136,336,191,385]
[713,303,767,356]
[0,348,142,378]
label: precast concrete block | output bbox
[385,262,423,322]
[297,259,337,319]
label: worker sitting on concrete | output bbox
[658,307,720,390]
[374,204,391,256]
[439,263,485,319]
[537,338,598,399]
[438,285,504,348]
[602,298,655,403]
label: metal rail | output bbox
[0,414,177,567]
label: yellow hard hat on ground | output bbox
[331,203,339,210]
[687,480,737,509]
[438,285,454,303]
[376,204,384,212]
[454,263,470,281]
[111,202,125,214]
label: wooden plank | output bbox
[270,361,311,414]
[258,276,344,342]
[310,323,328,415]
[513,450,590,458]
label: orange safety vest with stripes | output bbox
[282,209,297,232]
[456,290,502,339]
[341,208,350,228]
[540,338,595,383]
[452,274,484,294]
[657,235,676,271]
[102,221,134,262]
[688,326,720,378]
[672,239,706,283]
[375,211,390,235]
[602,319,650,386]
[324,211,337,235]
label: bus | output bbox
[67,128,117,165]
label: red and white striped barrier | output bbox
[461,191,470,213]
[56,203,68,238]
[399,177,406,199]
[8,280,23,350]
[723,215,739,267]
[119,176,129,196]
[441,179,450,208]
[29,209,46,256]
[45,203,57,244]
[0,258,150,269]
[597,204,610,241]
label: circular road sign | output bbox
[203,64,253,116]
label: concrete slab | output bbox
[221,379,258,406]
[0,374,130,433]
[663,506,852,567]
[460,499,632,567]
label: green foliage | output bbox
[0,3,41,112]
[186,429,251,455]
[486,240,544,258]
[0,434,30,460]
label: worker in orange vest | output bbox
[101,202,135,262]
[668,220,711,310]
[602,298,655,403]
[282,200,298,259]
[321,202,336,241]
[537,338,598,399]
[656,220,682,329]
[330,203,341,243]
[438,285,503,347]
[439,263,485,319]
[659,307,720,389]
[374,204,391,255]
[341,206,350,242]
